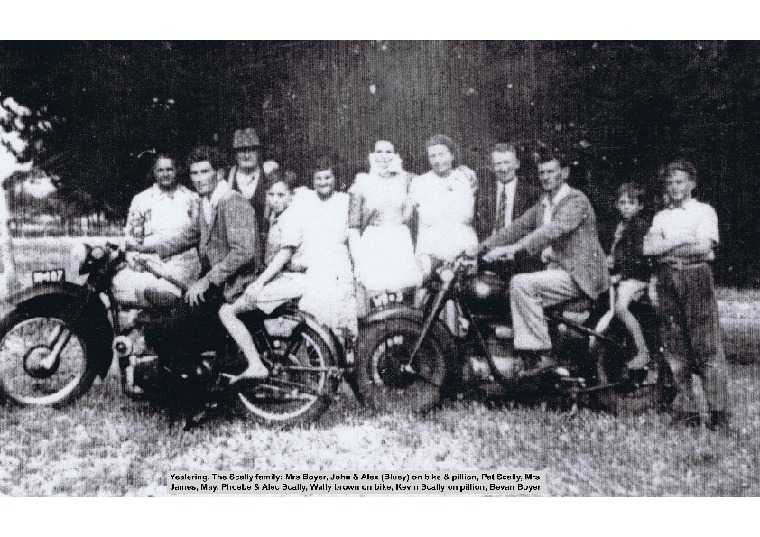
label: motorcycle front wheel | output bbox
[0,301,97,407]
[355,317,447,413]
[236,322,340,426]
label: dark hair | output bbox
[311,156,336,178]
[491,142,518,155]
[264,169,298,192]
[425,134,458,163]
[616,182,646,204]
[534,143,569,168]
[186,145,224,171]
[660,160,698,183]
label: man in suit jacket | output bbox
[228,127,270,266]
[145,145,257,364]
[478,148,609,362]
[476,143,541,273]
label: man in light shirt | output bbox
[477,147,609,368]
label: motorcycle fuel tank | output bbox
[461,271,510,317]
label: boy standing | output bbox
[643,161,730,429]
[609,182,652,370]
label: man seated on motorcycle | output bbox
[144,145,261,371]
[473,146,609,370]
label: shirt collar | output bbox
[208,180,231,209]
[541,183,571,208]
[151,183,182,198]
[667,198,697,210]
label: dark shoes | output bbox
[517,351,569,377]
[671,410,730,431]
[707,411,730,432]
[672,411,701,428]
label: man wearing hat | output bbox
[228,127,271,266]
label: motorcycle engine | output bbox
[113,322,159,397]
[463,322,523,382]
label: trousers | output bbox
[510,268,582,351]
[657,263,729,413]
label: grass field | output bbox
[0,363,758,497]
[1,238,759,497]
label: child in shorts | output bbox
[608,182,652,370]
[219,171,305,382]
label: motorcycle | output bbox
[0,242,357,428]
[354,255,675,413]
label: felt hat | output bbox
[233,127,261,149]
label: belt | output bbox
[660,259,709,270]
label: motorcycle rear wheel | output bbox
[236,323,340,426]
[355,318,447,413]
[590,319,674,414]
[0,302,97,407]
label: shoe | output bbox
[222,363,269,385]
[672,411,701,427]
[517,350,553,370]
[706,411,730,432]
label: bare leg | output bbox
[614,279,649,369]
[218,301,268,379]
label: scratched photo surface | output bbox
[0,40,759,498]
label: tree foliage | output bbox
[2,41,760,283]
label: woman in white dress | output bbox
[408,134,478,276]
[348,140,422,297]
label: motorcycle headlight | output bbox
[90,246,106,260]
[439,268,455,283]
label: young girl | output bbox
[218,171,306,381]
[220,159,357,382]
[608,182,652,370]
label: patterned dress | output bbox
[113,184,200,306]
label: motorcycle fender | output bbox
[362,306,457,360]
[8,282,114,378]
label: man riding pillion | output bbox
[144,145,265,377]
[471,146,609,372]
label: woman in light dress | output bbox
[348,140,422,297]
[407,134,478,276]
[219,158,357,381]
[113,152,201,306]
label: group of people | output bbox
[114,127,730,429]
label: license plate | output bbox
[32,269,66,284]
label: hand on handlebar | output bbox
[482,245,518,263]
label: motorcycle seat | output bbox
[549,296,593,314]
[144,288,183,309]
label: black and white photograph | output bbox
[1,10,759,513]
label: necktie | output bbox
[496,184,507,229]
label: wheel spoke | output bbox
[236,326,336,424]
